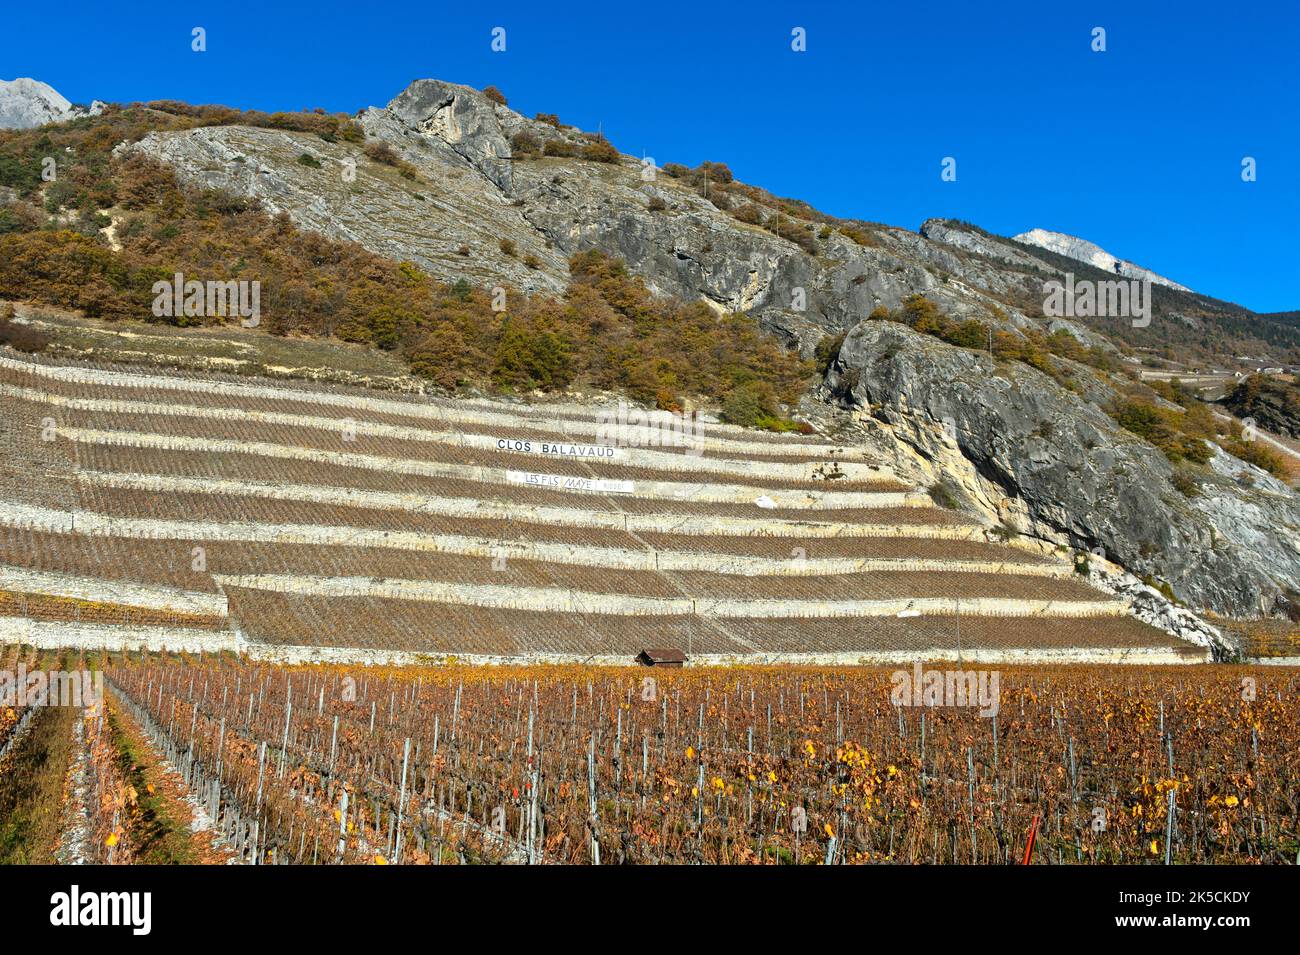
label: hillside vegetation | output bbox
[1224,374,1300,441]
[0,105,809,419]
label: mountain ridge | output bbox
[1012,227,1191,292]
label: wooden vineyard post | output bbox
[526,704,539,865]
[255,741,266,811]
[279,697,292,779]
[392,737,410,864]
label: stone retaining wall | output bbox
[0,502,1060,577]
[0,565,226,615]
[215,572,1127,619]
[65,426,906,509]
[0,618,1208,664]
[77,468,962,539]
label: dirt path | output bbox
[54,710,92,864]
[103,692,238,865]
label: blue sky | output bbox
[4,0,1297,312]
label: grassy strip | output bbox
[0,704,76,864]
[104,698,202,864]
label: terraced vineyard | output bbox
[0,351,1204,663]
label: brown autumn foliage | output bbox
[0,107,811,417]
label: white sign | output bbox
[493,437,620,460]
[507,471,634,495]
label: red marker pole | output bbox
[1021,814,1040,865]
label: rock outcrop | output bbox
[1013,227,1191,291]
[0,78,102,129]
[824,319,1299,618]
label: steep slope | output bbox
[8,77,1298,624]
[0,348,1205,663]
[821,319,1300,619]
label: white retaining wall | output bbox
[0,617,1210,665]
[76,468,965,539]
[0,565,226,615]
[0,378,868,466]
[0,502,1068,577]
[0,353,852,454]
[63,426,908,509]
[215,572,1128,619]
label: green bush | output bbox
[1171,470,1201,497]
[814,332,845,376]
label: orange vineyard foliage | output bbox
[90,657,1299,865]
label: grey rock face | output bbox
[1087,565,1233,659]
[380,79,514,191]
[1013,227,1191,291]
[0,78,101,129]
[825,319,1296,617]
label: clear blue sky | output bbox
[4,0,1297,312]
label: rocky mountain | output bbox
[1012,227,1191,291]
[8,77,1300,623]
[0,78,102,129]
[820,320,1299,618]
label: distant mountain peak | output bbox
[0,77,103,129]
[1013,227,1190,291]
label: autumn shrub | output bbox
[510,131,540,155]
[580,136,620,164]
[764,215,817,254]
[1111,398,1213,464]
[838,225,876,247]
[363,142,419,180]
[1224,438,1287,478]
[482,86,508,107]
[0,312,50,353]
[542,139,579,158]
